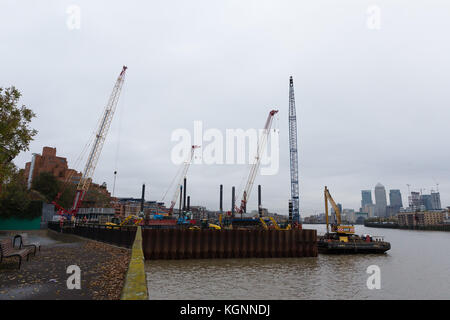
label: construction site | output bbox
[37,66,319,259]
[3,1,448,304]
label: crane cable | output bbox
[160,158,185,202]
[56,116,96,200]
[112,80,126,198]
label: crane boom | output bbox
[324,186,342,227]
[168,145,199,215]
[55,66,127,215]
[324,186,354,234]
[288,76,300,226]
[237,109,278,214]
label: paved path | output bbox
[0,230,130,300]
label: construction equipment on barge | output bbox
[318,186,391,254]
[235,109,278,216]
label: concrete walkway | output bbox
[0,230,130,300]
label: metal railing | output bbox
[77,207,116,214]
[48,221,137,248]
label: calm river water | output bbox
[145,224,450,299]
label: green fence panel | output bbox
[0,217,41,230]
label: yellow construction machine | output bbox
[106,215,143,228]
[324,186,354,241]
[259,216,291,230]
[120,215,143,226]
[319,186,391,253]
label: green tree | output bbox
[32,172,60,202]
[0,171,41,219]
[57,182,77,209]
[0,169,29,213]
[54,183,111,209]
[84,186,111,208]
[0,86,37,186]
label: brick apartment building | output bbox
[24,147,82,186]
[398,211,444,227]
[23,146,111,200]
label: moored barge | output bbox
[320,186,391,254]
[318,233,391,254]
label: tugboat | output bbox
[318,186,391,254]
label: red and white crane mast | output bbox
[54,66,127,216]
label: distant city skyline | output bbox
[20,145,446,217]
[304,182,444,219]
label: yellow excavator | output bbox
[324,186,354,241]
[259,216,291,230]
[189,219,222,230]
[120,215,143,226]
[106,215,143,228]
[319,186,391,254]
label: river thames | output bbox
[145,224,450,299]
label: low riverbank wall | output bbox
[365,222,450,231]
[142,228,317,259]
[121,226,148,300]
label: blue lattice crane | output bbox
[289,76,300,226]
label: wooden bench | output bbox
[0,238,31,269]
[14,233,41,256]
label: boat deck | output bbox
[318,239,391,254]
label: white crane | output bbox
[236,109,278,214]
[168,145,200,215]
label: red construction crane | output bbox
[236,109,278,214]
[168,145,200,215]
[53,66,127,217]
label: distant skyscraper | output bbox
[374,183,387,217]
[361,190,373,208]
[387,189,402,217]
[420,194,433,210]
[386,205,398,217]
[389,189,403,208]
[342,209,355,223]
[365,204,376,218]
[430,192,441,210]
[330,203,343,223]
[409,191,421,209]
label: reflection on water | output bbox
[145,225,450,299]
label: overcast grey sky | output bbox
[2,0,449,215]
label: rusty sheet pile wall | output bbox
[142,229,317,259]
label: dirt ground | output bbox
[0,230,130,300]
